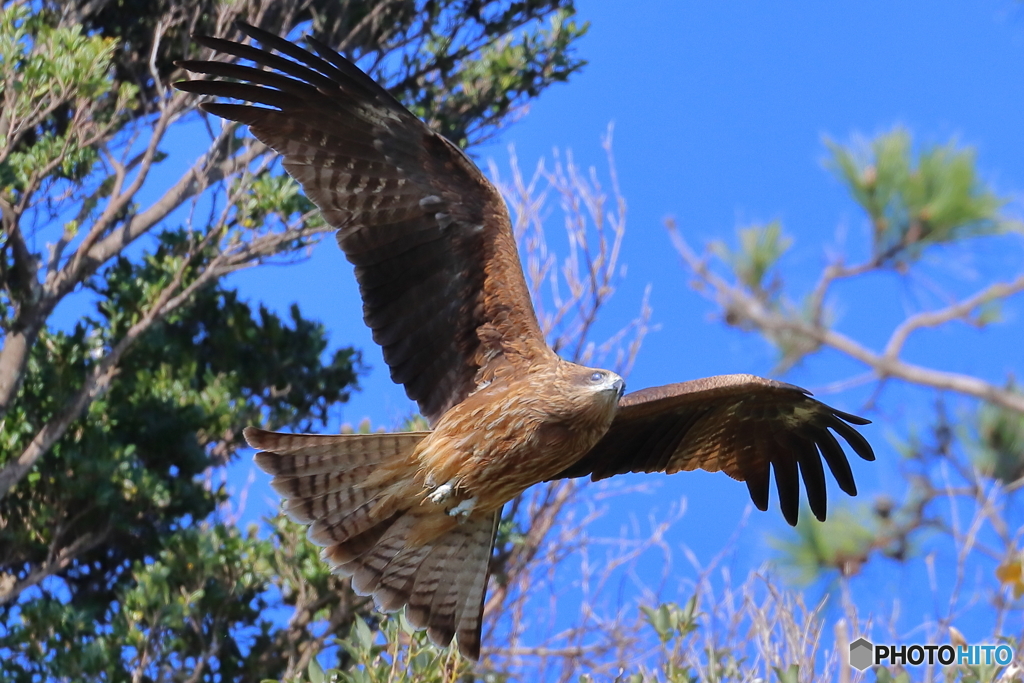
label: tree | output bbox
[0,1,587,679]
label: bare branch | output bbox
[884,272,1024,359]
[670,222,1024,414]
[0,523,111,606]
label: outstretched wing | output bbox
[553,374,875,525]
[175,23,549,425]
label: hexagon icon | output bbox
[849,637,874,671]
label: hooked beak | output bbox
[612,376,626,400]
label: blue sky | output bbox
[222,0,1024,650]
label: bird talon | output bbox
[447,497,477,521]
[426,481,455,505]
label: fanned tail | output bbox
[246,427,427,545]
[245,427,498,660]
[334,508,498,659]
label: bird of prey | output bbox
[176,23,875,660]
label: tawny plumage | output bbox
[176,22,876,660]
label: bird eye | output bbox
[589,371,604,383]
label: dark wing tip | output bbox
[769,400,874,525]
[833,407,872,426]
[745,476,770,512]
[171,79,210,95]
[828,413,876,462]
[796,442,828,523]
[191,32,229,52]
[771,455,801,526]
[232,21,298,55]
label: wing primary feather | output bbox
[303,35,407,108]
[831,407,872,426]
[769,438,801,526]
[197,102,275,122]
[741,443,772,512]
[744,469,771,511]
[176,60,321,99]
[190,34,338,92]
[234,21,348,83]
[181,80,295,108]
[828,415,877,462]
[233,23,400,117]
[816,429,858,496]
[794,435,828,522]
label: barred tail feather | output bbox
[339,509,499,660]
[245,427,427,545]
[245,427,428,475]
[412,511,498,659]
[245,426,497,660]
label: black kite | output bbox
[176,23,875,660]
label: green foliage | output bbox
[0,5,137,190]
[4,514,361,682]
[772,505,882,585]
[627,597,752,683]
[0,5,120,115]
[827,128,1005,263]
[333,612,472,683]
[772,665,800,683]
[94,229,361,430]
[970,393,1024,484]
[4,522,272,681]
[640,598,700,645]
[710,221,792,295]
[390,2,588,147]
[0,229,361,678]
[709,221,824,371]
[874,669,911,683]
[237,173,325,233]
[248,609,472,683]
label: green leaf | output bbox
[353,617,375,652]
[773,664,799,683]
[307,658,325,683]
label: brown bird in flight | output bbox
[176,23,875,660]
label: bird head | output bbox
[581,367,626,400]
[557,363,626,411]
